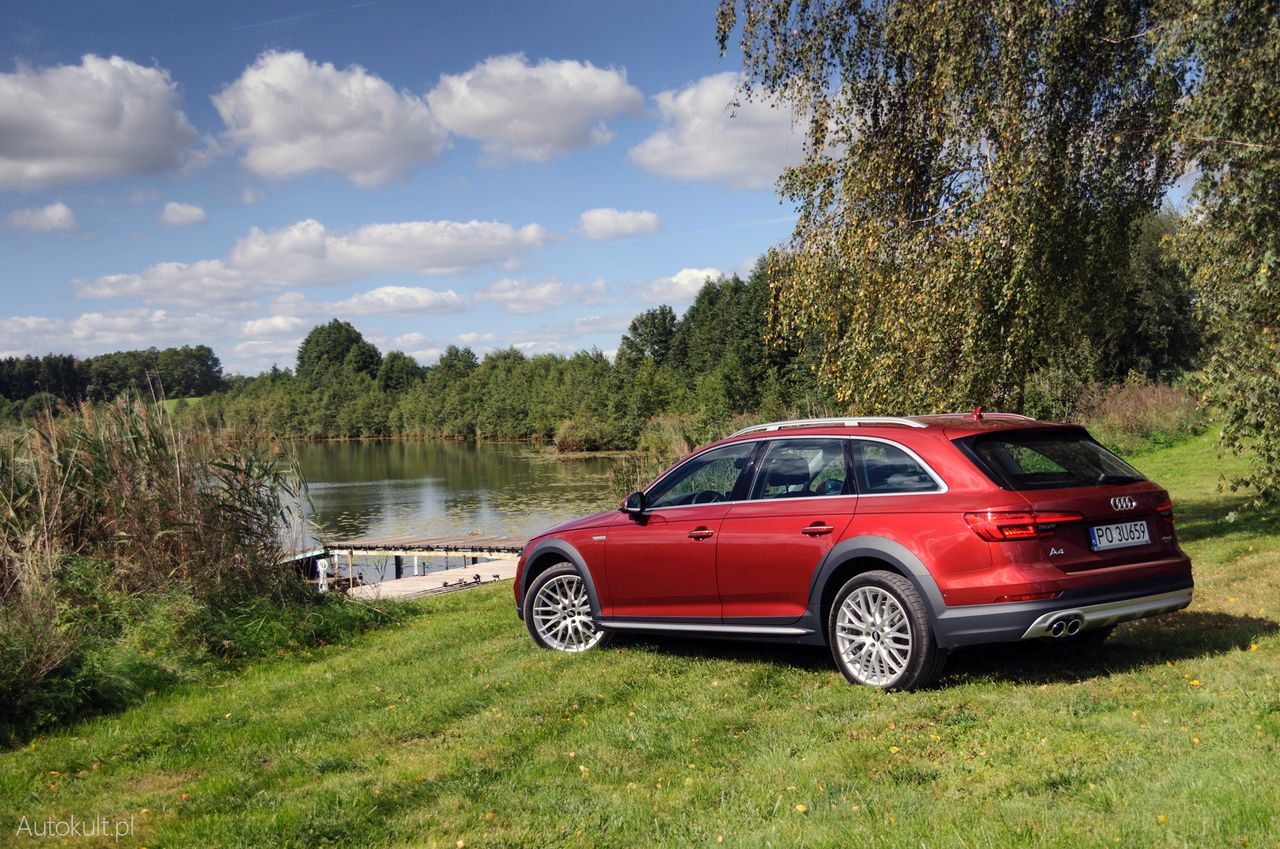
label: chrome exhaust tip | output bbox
[1049,619,1067,638]
[1065,617,1082,636]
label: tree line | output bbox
[2,210,1202,450]
[0,345,222,422]
[179,223,1196,448]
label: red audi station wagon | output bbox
[514,413,1193,690]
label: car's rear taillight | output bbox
[963,510,1084,541]
[1156,498,1177,539]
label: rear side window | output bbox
[960,428,1146,491]
[751,438,850,499]
[852,441,941,494]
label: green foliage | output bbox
[720,0,1181,413]
[1100,210,1203,381]
[0,345,222,405]
[0,401,401,740]
[1077,376,1206,456]
[1161,0,1280,501]
[616,305,677,369]
[296,319,382,384]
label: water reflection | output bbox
[295,441,620,543]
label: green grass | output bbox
[2,430,1277,848]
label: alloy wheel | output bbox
[531,574,604,652]
[834,585,913,687]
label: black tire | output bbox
[523,563,612,653]
[827,570,944,691]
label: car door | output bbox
[604,441,758,619]
[716,437,857,621]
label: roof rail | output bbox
[730,417,927,437]
[935,411,1037,421]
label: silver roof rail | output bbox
[730,417,928,437]
[934,411,1037,421]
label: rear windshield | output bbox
[957,428,1146,491]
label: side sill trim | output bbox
[597,620,813,637]
[1019,588,1193,639]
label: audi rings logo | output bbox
[1110,496,1137,511]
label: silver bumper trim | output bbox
[597,620,813,637]
[1020,588,1193,640]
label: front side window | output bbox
[751,439,851,499]
[645,442,756,508]
[853,440,941,494]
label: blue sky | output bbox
[0,0,803,373]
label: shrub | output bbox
[553,418,611,452]
[1076,376,1205,455]
[0,401,399,742]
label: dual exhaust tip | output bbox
[1048,614,1084,638]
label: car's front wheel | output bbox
[524,563,611,653]
[828,570,944,691]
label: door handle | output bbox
[802,523,835,536]
[688,527,715,540]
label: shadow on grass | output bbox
[1170,494,1279,545]
[942,609,1277,686]
[609,609,1277,688]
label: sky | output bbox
[0,0,804,374]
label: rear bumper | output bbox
[932,571,1193,648]
[1018,588,1191,639]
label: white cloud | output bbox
[79,217,545,307]
[630,72,803,190]
[214,50,447,187]
[241,186,264,204]
[241,315,308,338]
[0,316,65,356]
[229,338,303,374]
[4,202,77,233]
[0,55,196,190]
[158,201,207,227]
[330,286,466,316]
[68,308,226,348]
[578,207,661,240]
[476,277,608,314]
[428,54,643,161]
[391,332,444,364]
[636,267,723,305]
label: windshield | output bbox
[959,428,1146,491]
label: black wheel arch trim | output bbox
[519,537,604,618]
[803,535,948,637]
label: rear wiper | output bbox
[1096,473,1144,485]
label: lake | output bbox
[294,441,623,583]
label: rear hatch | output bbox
[954,426,1178,571]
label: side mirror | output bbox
[620,491,646,515]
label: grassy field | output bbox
[1,430,1277,848]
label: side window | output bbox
[645,442,756,508]
[853,441,941,494]
[751,438,851,500]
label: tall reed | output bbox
[0,400,341,739]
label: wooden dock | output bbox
[286,534,527,597]
[324,534,526,556]
[347,554,519,601]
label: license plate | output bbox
[1089,520,1150,551]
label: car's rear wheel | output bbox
[828,570,944,691]
[524,564,610,653]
